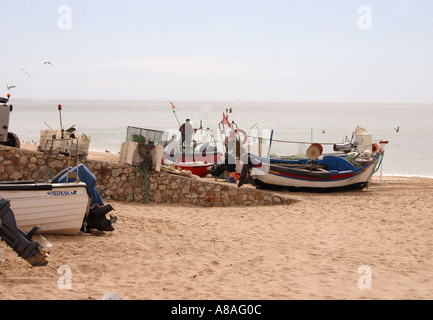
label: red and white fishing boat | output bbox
[175,161,212,177]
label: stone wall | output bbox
[0,145,296,207]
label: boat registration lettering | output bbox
[47,191,78,196]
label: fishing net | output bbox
[137,143,154,170]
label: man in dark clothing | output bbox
[179,119,194,148]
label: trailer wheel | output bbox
[5,132,20,148]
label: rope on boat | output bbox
[268,138,336,146]
[214,131,339,146]
[221,134,337,146]
[368,153,384,192]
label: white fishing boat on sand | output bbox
[0,181,90,235]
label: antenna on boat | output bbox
[58,104,64,138]
[350,125,359,143]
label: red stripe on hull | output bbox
[269,169,366,181]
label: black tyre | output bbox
[6,132,20,148]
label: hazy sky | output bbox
[2,0,433,102]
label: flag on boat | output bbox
[170,102,177,113]
[222,112,231,127]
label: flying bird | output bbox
[394,126,400,133]
[20,67,32,78]
[6,85,15,90]
[44,62,53,65]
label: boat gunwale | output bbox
[0,181,87,191]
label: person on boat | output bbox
[179,119,194,148]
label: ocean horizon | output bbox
[7,98,433,179]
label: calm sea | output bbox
[7,99,433,178]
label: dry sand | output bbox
[1,145,433,300]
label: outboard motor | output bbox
[238,153,261,188]
[53,164,118,234]
[83,204,117,233]
[0,196,49,266]
[209,152,237,177]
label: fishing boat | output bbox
[162,149,220,166]
[249,152,384,192]
[1,107,116,237]
[239,127,388,192]
[0,181,90,235]
[175,161,212,177]
[161,115,222,172]
[168,109,252,177]
[0,162,117,235]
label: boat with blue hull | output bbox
[238,126,388,192]
[250,152,383,192]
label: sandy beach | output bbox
[1,145,433,300]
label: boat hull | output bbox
[251,156,379,192]
[176,162,212,177]
[0,182,90,235]
[163,152,220,164]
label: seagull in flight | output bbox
[6,85,15,90]
[20,67,32,78]
[44,61,53,65]
[394,126,400,133]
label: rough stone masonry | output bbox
[0,145,296,207]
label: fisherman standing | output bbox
[179,119,194,148]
